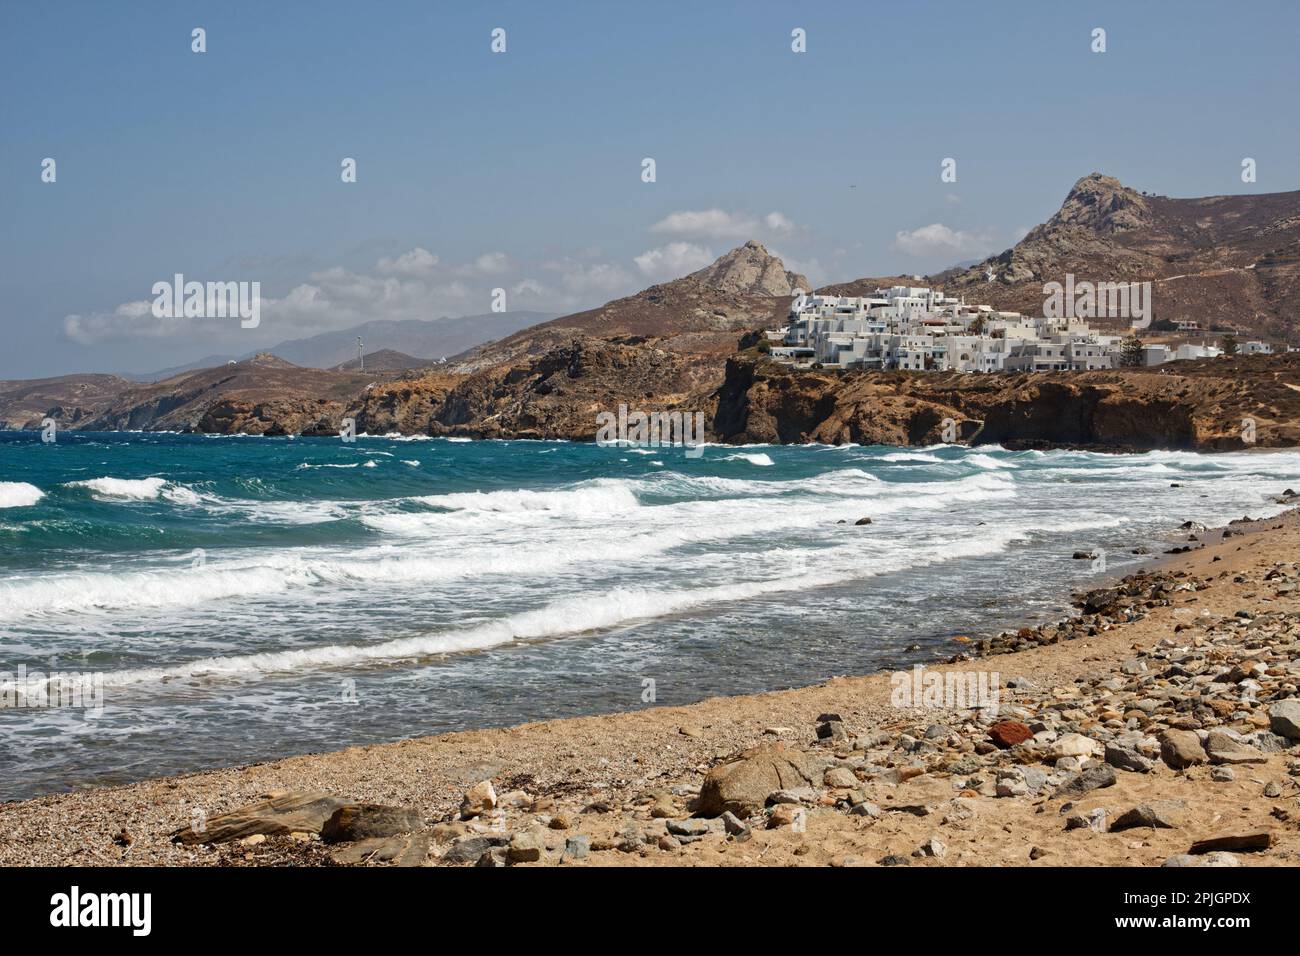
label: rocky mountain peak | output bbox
[685,241,810,296]
[1046,172,1153,235]
[246,352,299,368]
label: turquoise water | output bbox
[3,431,1299,799]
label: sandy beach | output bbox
[3,504,1299,868]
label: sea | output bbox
[2,431,1299,800]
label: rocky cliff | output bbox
[353,337,710,440]
[711,351,1300,451]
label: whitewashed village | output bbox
[767,284,1278,372]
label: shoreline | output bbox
[4,426,1300,457]
[0,485,1274,799]
[2,508,1299,866]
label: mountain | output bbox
[931,173,1300,340]
[330,349,442,372]
[122,355,238,382]
[4,353,381,434]
[682,240,809,295]
[451,242,804,373]
[0,373,137,430]
[257,312,555,369]
[119,311,556,382]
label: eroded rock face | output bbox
[710,353,1300,450]
[427,337,709,441]
[352,374,460,435]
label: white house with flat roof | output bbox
[775,284,1118,372]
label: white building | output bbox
[1173,343,1223,361]
[775,286,1118,373]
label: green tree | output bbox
[1119,335,1144,367]
[1220,334,1238,357]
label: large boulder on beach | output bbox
[171,790,350,845]
[697,744,824,817]
[321,804,423,844]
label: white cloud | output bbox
[890,223,998,259]
[763,212,796,234]
[63,300,171,345]
[375,247,440,276]
[543,258,636,297]
[633,242,715,281]
[60,246,646,346]
[471,251,510,275]
[649,208,800,241]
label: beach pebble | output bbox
[460,780,498,819]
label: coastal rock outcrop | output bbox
[710,352,1300,450]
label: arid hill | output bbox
[331,349,442,373]
[354,337,703,439]
[0,373,136,430]
[1,353,385,435]
[928,173,1300,341]
[451,241,801,374]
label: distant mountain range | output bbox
[122,312,555,381]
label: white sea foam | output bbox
[413,480,641,515]
[67,476,167,499]
[0,482,44,508]
[84,532,1020,687]
[721,452,774,466]
[966,453,1017,470]
[877,452,944,464]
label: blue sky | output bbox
[3,0,1298,377]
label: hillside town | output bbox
[766,285,1277,372]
